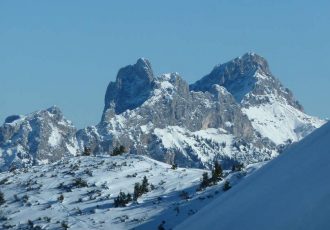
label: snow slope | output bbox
[176,121,330,230]
[242,99,325,145]
[0,153,265,229]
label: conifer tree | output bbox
[133,182,142,201]
[223,180,231,191]
[199,172,210,190]
[211,161,223,184]
[0,191,5,205]
[141,176,149,193]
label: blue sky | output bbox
[1,0,329,128]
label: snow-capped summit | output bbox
[190,52,324,145]
[190,52,301,109]
[0,106,79,172]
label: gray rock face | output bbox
[0,106,79,172]
[190,53,303,111]
[103,58,155,117]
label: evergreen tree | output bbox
[0,191,5,205]
[171,163,178,170]
[141,176,149,193]
[211,161,223,184]
[119,145,125,154]
[133,182,142,201]
[199,172,210,190]
[58,194,64,203]
[232,163,244,172]
[114,191,132,207]
[111,145,126,156]
[83,146,92,156]
[223,180,231,191]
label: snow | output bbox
[66,142,78,156]
[243,101,325,145]
[0,154,205,229]
[154,126,235,162]
[140,122,154,134]
[0,152,266,229]
[176,122,330,230]
[48,124,62,147]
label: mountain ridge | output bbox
[0,53,325,171]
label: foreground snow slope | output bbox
[177,121,330,230]
[0,153,265,229]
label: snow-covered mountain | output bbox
[0,106,79,172]
[191,52,325,145]
[78,53,322,168]
[176,121,330,230]
[0,53,324,171]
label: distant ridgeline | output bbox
[0,53,325,171]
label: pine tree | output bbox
[211,161,223,184]
[119,145,125,154]
[0,191,5,205]
[223,180,231,191]
[114,191,132,207]
[58,194,64,203]
[133,182,142,201]
[111,145,126,156]
[83,146,92,156]
[199,172,210,190]
[141,176,149,193]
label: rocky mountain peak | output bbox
[0,106,78,171]
[238,52,270,75]
[103,58,155,119]
[190,53,303,110]
[190,52,271,101]
[46,105,63,116]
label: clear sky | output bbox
[1,0,329,128]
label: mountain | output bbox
[78,53,322,168]
[191,53,324,145]
[0,53,324,171]
[78,58,277,169]
[176,121,330,230]
[0,106,79,172]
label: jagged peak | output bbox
[211,52,270,76]
[46,105,63,115]
[116,57,154,83]
[3,106,64,125]
[136,57,152,69]
[104,58,156,116]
